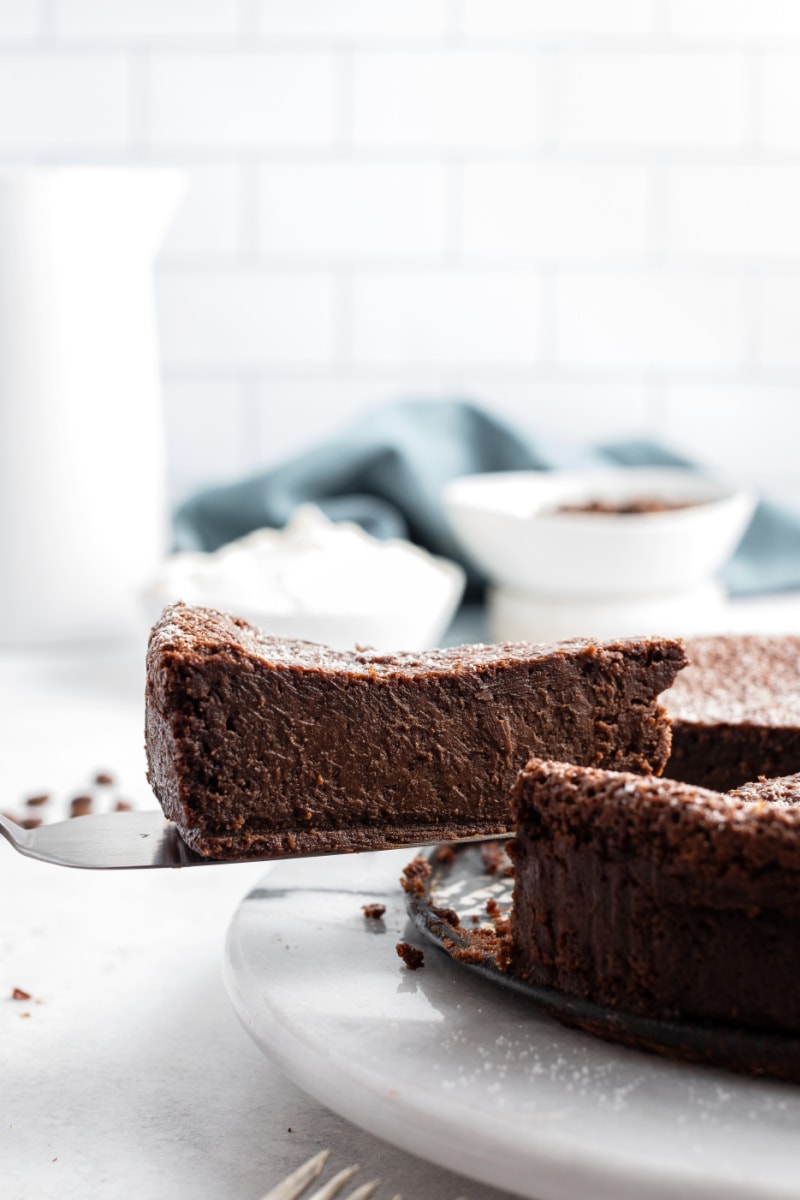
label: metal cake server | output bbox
[0,809,212,869]
[0,809,484,871]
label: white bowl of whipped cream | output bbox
[144,505,466,652]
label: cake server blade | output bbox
[0,809,490,871]
[0,809,210,869]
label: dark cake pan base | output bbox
[406,841,800,1085]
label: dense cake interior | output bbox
[667,635,800,789]
[509,759,800,1034]
[145,603,685,858]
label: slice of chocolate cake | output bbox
[509,759,800,1036]
[145,603,686,859]
[667,634,800,790]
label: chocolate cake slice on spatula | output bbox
[145,602,686,859]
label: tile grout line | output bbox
[238,160,261,259]
[444,158,464,265]
[128,47,150,154]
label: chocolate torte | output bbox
[509,758,800,1035]
[667,635,800,790]
[145,603,686,859]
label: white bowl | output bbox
[489,580,729,643]
[443,468,756,600]
[144,505,466,653]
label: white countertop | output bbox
[3,595,800,1200]
[0,625,518,1200]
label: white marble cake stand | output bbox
[224,848,800,1200]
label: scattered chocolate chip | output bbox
[114,800,132,812]
[486,897,500,917]
[11,987,31,1001]
[94,772,114,786]
[396,941,425,970]
[361,903,386,920]
[25,793,49,807]
[70,795,93,818]
[18,817,42,830]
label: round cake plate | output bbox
[407,842,800,1086]
[224,848,800,1200]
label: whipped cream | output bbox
[146,505,465,651]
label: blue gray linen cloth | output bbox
[174,400,799,599]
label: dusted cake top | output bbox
[668,634,800,727]
[153,601,684,680]
[146,603,685,859]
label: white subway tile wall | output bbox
[3,1,799,505]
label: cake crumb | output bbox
[70,795,93,818]
[480,841,505,876]
[94,772,114,785]
[114,800,132,812]
[11,987,31,1001]
[361,903,386,920]
[25,793,49,807]
[431,904,460,928]
[396,941,425,970]
[18,816,42,830]
[400,856,431,897]
[449,921,513,970]
[433,843,456,864]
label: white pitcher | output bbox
[0,168,184,643]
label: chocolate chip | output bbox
[25,793,49,807]
[11,987,31,1001]
[70,795,93,818]
[94,772,114,786]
